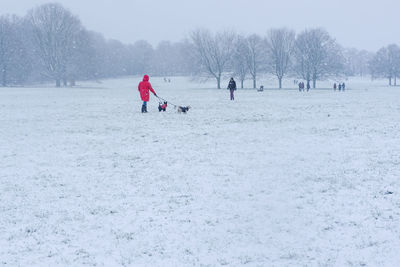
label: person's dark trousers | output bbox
[141,101,147,113]
[230,89,234,100]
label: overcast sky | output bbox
[1,0,399,51]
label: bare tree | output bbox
[295,28,343,88]
[0,15,15,86]
[267,28,295,89]
[151,41,174,76]
[245,34,264,89]
[393,45,400,86]
[233,35,248,88]
[370,44,400,86]
[126,40,154,75]
[175,40,197,76]
[66,29,98,85]
[343,48,374,77]
[0,15,29,86]
[27,3,83,87]
[150,40,195,76]
[190,29,236,89]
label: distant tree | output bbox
[295,28,343,88]
[244,34,264,89]
[393,45,400,86]
[106,39,130,77]
[370,44,400,86]
[342,48,374,77]
[357,50,374,77]
[0,15,30,86]
[126,40,154,75]
[233,35,248,88]
[190,29,236,89]
[0,15,15,86]
[26,3,83,87]
[67,29,98,85]
[151,40,196,76]
[267,28,295,89]
[151,41,179,76]
[175,40,197,76]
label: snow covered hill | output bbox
[1,77,399,266]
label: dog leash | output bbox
[155,95,179,108]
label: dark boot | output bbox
[144,105,148,113]
[141,105,145,113]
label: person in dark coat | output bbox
[342,82,346,91]
[227,77,237,100]
[338,83,342,91]
[138,74,157,113]
[306,81,310,91]
[334,83,337,91]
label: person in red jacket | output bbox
[138,74,157,113]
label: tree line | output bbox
[0,3,192,87]
[0,3,398,88]
[191,28,400,89]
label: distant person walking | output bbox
[138,74,157,113]
[342,82,346,91]
[299,81,305,92]
[227,77,237,100]
[338,83,342,91]
[307,81,310,91]
[334,83,337,91]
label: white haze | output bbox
[0,0,399,51]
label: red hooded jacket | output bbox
[138,75,156,102]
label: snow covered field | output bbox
[1,76,400,266]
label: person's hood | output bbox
[143,75,149,82]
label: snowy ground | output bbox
[1,76,400,266]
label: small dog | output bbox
[158,101,167,112]
[177,106,191,113]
